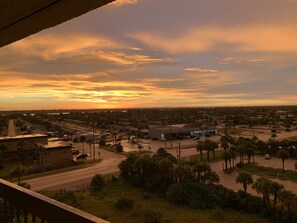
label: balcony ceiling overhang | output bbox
[0,0,115,48]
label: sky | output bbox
[0,0,297,110]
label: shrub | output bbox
[143,209,162,223]
[18,182,31,189]
[91,174,105,191]
[115,143,123,152]
[184,183,219,209]
[116,197,134,210]
[54,189,78,205]
[166,184,185,203]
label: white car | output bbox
[264,154,271,160]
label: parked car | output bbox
[71,148,79,155]
[264,154,271,160]
[76,154,88,160]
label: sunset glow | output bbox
[1,0,297,110]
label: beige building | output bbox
[0,134,48,160]
[37,141,73,168]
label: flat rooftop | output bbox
[0,134,48,141]
[43,141,71,149]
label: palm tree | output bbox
[203,170,219,185]
[236,172,253,193]
[222,151,232,171]
[196,141,205,161]
[237,144,246,164]
[80,135,86,154]
[252,177,273,209]
[271,133,277,142]
[270,181,284,209]
[279,190,297,217]
[277,149,289,171]
[138,144,143,154]
[256,140,268,155]
[246,147,255,164]
[9,165,26,184]
[209,141,218,159]
[221,141,229,151]
[193,162,210,182]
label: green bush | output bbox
[143,209,162,223]
[166,184,185,203]
[116,197,134,210]
[54,189,78,205]
[184,183,219,209]
[18,182,31,189]
[91,174,105,191]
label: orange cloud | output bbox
[185,67,218,73]
[6,34,124,60]
[130,25,297,54]
[111,0,138,6]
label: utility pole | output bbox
[170,125,173,149]
[178,143,181,164]
[93,121,95,161]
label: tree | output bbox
[138,144,143,154]
[221,141,229,151]
[80,135,86,154]
[99,135,106,147]
[277,149,289,171]
[209,141,218,159]
[196,141,204,161]
[271,133,277,142]
[279,190,297,217]
[237,144,246,164]
[173,164,194,184]
[252,177,273,209]
[0,144,7,167]
[270,181,284,209]
[203,170,219,185]
[90,174,105,191]
[256,140,268,155]
[222,151,232,171]
[236,172,253,193]
[246,146,255,164]
[9,165,26,184]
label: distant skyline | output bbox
[1,0,297,110]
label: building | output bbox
[0,134,48,160]
[148,123,218,140]
[0,134,74,168]
[36,141,73,168]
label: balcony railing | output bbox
[0,179,109,223]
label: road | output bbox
[27,133,297,197]
[28,149,125,191]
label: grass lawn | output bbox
[42,179,269,223]
[239,164,297,182]
[0,159,31,178]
